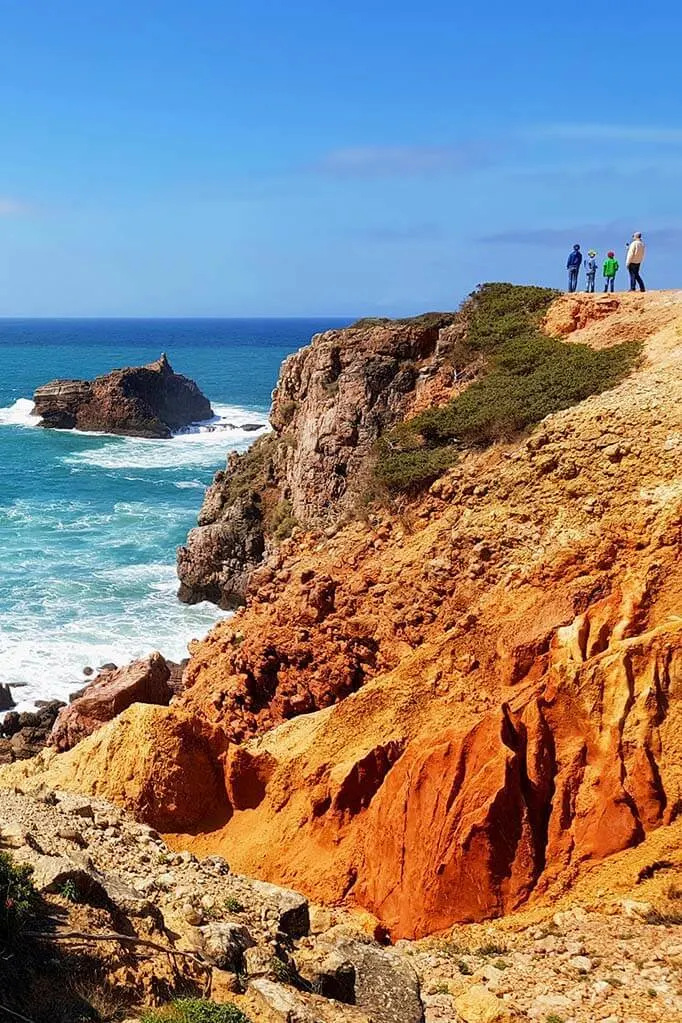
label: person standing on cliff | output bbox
[584,250,598,292]
[603,251,619,292]
[626,232,646,292]
[566,244,582,292]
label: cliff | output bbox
[177,311,463,607]
[7,289,682,951]
[33,353,213,438]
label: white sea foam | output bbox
[62,403,270,470]
[0,397,263,712]
[0,564,227,713]
[0,398,40,427]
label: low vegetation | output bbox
[221,432,277,507]
[377,283,642,491]
[0,851,37,946]
[140,1000,252,1023]
[270,498,298,540]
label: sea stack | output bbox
[32,353,213,438]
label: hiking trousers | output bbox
[628,263,645,291]
[568,267,579,292]
[603,277,615,292]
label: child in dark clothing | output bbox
[566,244,582,292]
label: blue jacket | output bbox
[584,257,597,275]
[567,249,583,269]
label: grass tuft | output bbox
[140,999,252,1023]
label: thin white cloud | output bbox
[529,124,682,144]
[313,143,491,178]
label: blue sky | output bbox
[1,0,681,316]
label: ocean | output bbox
[0,318,349,711]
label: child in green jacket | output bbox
[603,251,619,292]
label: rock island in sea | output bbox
[32,352,213,438]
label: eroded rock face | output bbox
[50,653,175,752]
[33,353,212,438]
[177,312,460,606]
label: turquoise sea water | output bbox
[0,318,348,709]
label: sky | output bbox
[1,0,682,316]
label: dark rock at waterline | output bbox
[33,353,213,439]
[1,712,21,737]
[0,700,66,763]
[0,684,15,711]
[83,666,94,677]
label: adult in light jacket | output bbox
[566,244,582,293]
[626,233,646,292]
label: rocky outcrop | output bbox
[177,312,461,606]
[33,353,212,438]
[50,653,180,752]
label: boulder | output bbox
[33,353,212,438]
[250,978,372,1023]
[247,879,310,938]
[50,653,173,751]
[29,854,104,898]
[455,985,516,1023]
[295,946,356,1003]
[194,921,255,971]
[99,873,159,920]
[331,940,423,1023]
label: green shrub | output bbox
[377,282,642,491]
[0,851,37,944]
[223,432,277,505]
[223,896,245,914]
[59,879,80,903]
[268,498,298,541]
[464,283,560,354]
[271,956,294,984]
[476,941,508,956]
[375,443,458,492]
[140,999,252,1023]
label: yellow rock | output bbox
[455,984,515,1023]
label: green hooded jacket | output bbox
[603,257,619,278]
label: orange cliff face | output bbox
[7,291,682,941]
